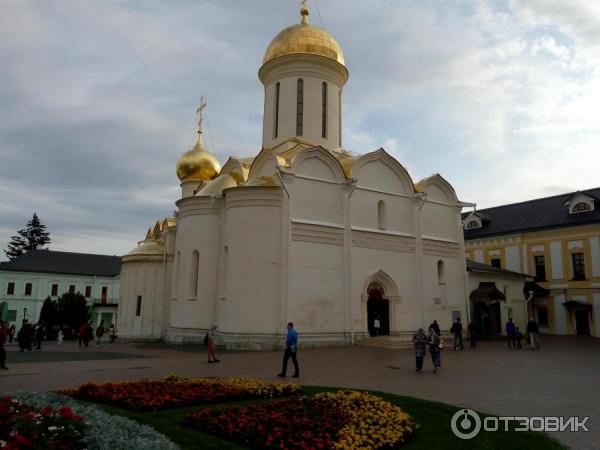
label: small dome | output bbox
[176,134,221,181]
[262,5,344,67]
[196,173,238,197]
[124,240,164,257]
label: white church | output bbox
[117,4,475,349]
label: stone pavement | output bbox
[1,335,598,449]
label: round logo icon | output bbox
[451,409,482,440]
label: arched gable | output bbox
[416,173,459,204]
[353,148,415,194]
[290,146,346,183]
[247,148,287,180]
[362,269,398,299]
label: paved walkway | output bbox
[1,336,598,449]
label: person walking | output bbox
[427,327,442,373]
[428,320,441,336]
[108,324,117,346]
[373,313,381,337]
[8,324,15,344]
[412,328,427,372]
[78,323,86,347]
[505,318,516,349]
[95,320,105,347]
[515,327,523,349]
[0,321,10,370]
[17,320,32,352]
[450,318,463,350]
[278,322,299,378]
[526,319,540,350]
[206,324,220,363]
[57,328,64,346]
[467,321,478,348]
[34,324,44,350]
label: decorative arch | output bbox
[361,269,399,299]
[290,146,347,183]
[415,173,459,204]
[353,148,416,194]
[247,148,287,180]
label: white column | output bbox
[550,241,563,279]
[590,236,600,278]
[553,294,567,335]
[593,293,600,337]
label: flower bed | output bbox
[185,390,416,449]
[0,396,86,449]
[7,392,177,450]
[64,376,301,411]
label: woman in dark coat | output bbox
[412,328,428,371]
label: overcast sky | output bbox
[1,0,599,259]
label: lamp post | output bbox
[23,307,28,322]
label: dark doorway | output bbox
[474,301,501,336]
[575,310,590,335]
[367,287,390,336]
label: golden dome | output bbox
[262,4,345,67]
[176,133,221,181]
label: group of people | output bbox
[78,321,117,347]
[413,317,542,372]
[0,319,119,372]
[205,322,300,378]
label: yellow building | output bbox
[463,189,600,337]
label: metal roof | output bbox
[0,250,120,277]
[463,187,600,240]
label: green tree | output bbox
[38,296,60,339]
[57,292,90,338]
[4,234,26,260]
[3,213,52,260]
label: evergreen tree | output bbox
[3,213,51,260]
[39,296,60,339]
[21,213,51,251]
[57,292,90,336]
[4,234,26,260]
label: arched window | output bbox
[296,78,304,136]
[377,200,386,229]
[190,250,199,298]
[572,202,591,212]
[321,82,327,138]
[437,260,445,284]
[274,82,280,138]
[466,220,480,229]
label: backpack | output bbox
[203,333,209,345]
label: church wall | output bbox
[169,198,220,332]
[420,253,468,332]
[350,189,415,233]
[217,188,283,336]
[420,202,462,241]
[117,258,164,339]
[349,244,420,334]
[288,238,345,335]
[289,177,343,225]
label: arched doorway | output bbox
[474,301,501,336]
[367,282,390,336]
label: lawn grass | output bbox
[86,386,566,450]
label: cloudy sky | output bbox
[1,0,599,259]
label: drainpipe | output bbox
[275,166,291,343]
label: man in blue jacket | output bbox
[278,322,299,378]
[506,318,516,348]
